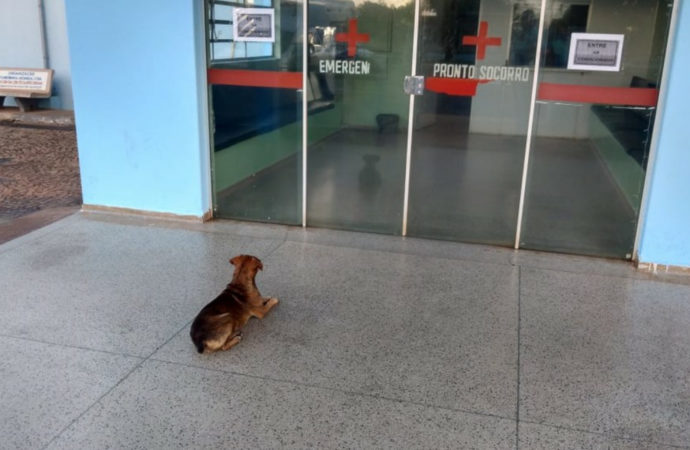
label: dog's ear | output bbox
[229,255,242,266]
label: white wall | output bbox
[0,0,73,109]
[43,0,73,109]
[0,0,44,67]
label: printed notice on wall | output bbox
[233,8,275,42]
[567,33,624,71]
[0,69,51,93]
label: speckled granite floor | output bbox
[1,212,688,449]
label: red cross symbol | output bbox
[336,18,370,58]
[462,21,501,60]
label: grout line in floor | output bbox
[516,265,522,450]
[0,332,143,360]
[147,356,516,424]
[0,214,78,256]
[73,213,673,286]
[517,419,690,450]
[40,319,194,450]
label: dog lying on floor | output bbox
[190,254,278,354]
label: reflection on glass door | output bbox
[406,0,540,245]
[205,0,675,261]
[208,0,303,225]
[306,0,414,234]
[519,0,673,258]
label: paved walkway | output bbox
[0,109,81,243]
[1,212,688,449]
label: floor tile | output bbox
[519,268,690,447]
[0,336,141,450]
[518,422,681,449]
[154,240,520,418]
[0,216,282,356]
[286,225,514,267]
[511,249,639,279]
[48,359,517,449]
[82,210,292,241]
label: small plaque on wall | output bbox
[567,33,624,71]
[233,8,275,42]
[0,68,52,94]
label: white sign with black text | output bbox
[233,8,275,42]
[0,69,51,93]
[567,33,624,72]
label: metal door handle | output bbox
[404,76,425,95]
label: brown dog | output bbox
[190,255,278,354]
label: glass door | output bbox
[207,0,304,225]
[406,0,541,246]
[205,0,675,261]
[305,0,415,234]
[518,0,673,258]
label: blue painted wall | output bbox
[64,0,210,217]
[638,0,690,267]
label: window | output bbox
[544,2,589,67]
[208,0,274,62]
[509,0,590,67]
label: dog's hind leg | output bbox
[221,332,242,351]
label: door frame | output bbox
[632,0,680,261]
[208,0,678,260]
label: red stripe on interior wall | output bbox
[537,83,659,107]
[207,68,302,89]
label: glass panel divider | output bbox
[402,0,422,237]
[513,0,548,250]
[302,0,307,228]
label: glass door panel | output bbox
[208,0,303,225]
[306,1,414,234]
[519,0,673,258]
[407,0,540,245]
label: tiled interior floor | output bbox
[1,212,688,449]
[217,127,639,258]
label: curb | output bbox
[0,108,75,128]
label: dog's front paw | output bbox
[267,297,279,307]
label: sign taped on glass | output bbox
[233,8,275,42]
[567,33,624,71]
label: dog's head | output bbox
[229,254,263,278]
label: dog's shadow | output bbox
[358,154,382,198]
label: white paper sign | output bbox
[233,8,275,42]
[0,69,51,93]
[567,33,624,71]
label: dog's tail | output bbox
[190,329,205,354]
